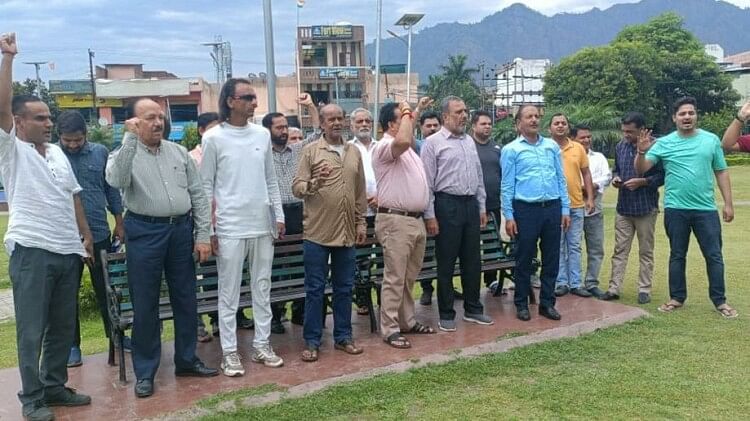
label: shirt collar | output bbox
[439,126,466,140]
[350,137,375,150]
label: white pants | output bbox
[217,235,274,353]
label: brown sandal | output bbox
[716,304,739,319]
[384,333,411,349]
[301,346,319,362]
[334,340,364,355]
[657,300,683,313]
[402,322,436,334]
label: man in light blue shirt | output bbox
[635,96,737,318]
[501,104,570,322]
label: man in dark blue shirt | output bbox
[601,112,664,304]
[58,110,125,367]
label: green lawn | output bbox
[200,166,750,420]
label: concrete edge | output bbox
[150,307,648,421]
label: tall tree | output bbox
[422,54,481,110]
[544,13,739,133]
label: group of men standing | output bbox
[0,29,743,421]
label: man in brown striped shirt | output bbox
[292,104,367,362]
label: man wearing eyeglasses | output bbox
[200,79,285,377]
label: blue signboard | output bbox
[49,79,92,94]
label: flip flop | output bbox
[657,300,683,313]
[301,347,318,362]
[716,304,739,319]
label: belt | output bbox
[435,192,475,201]
[513,198,561,207]
[377,207,423,219]
[126,211,190,225]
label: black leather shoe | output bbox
[570,288,593,298]
[419,291,432,305]
[600,291,620,301]
[271,319,286,334]
[516,308,531,321]
[539,306,561,320]
[237,316,254,330]
[134,379,153,398]
[554,285,569,297]
[175,360,219,377]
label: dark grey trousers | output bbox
[10,244,82,410]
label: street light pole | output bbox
[263,0,277,113]
[395,13,424,105]
[406,24,413,103]
[373,0,382,138]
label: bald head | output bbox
[319,104,344,143]
[131,98,165,145]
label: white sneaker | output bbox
[251,345,284,368]
[221,352,245,377]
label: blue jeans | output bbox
[557,207,584,289]
[663,208,726,306]
[302,240,355,348]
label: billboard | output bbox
[311,25,353,40]
[319,68,359,79]
[49,80,92,94]
[56,94,123,108]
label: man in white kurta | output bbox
[201,78,285,377]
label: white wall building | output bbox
[494,58,551,108]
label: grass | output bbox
[196,165,750,420]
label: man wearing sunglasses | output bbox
[201,79,285,377]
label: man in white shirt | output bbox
[200,78,285,377]
[1,32,94,421]
[348,107,378,315]
[572,124,611,298]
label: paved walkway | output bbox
[0,293,646,421]
[0,289,13,322]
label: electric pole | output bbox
[201,35,233,85]
[23,61,48,96]
[88,49,98,120]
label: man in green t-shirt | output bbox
[635,96,737,318]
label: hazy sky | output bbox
[3,0,750,82]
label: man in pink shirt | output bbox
[372,102,435,348]
[721,100,750,153]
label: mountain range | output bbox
[365,0,750,82]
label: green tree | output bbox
[181,124,201,151]
[541,103,623,157]
[491,117,517,145]
[422,55,481,110]
[86,124,114,150]
[700,107,737,140]
[544,12,739,133]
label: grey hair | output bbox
[441,96,463,114]
[350,107,372,123]
[289,127,303,134]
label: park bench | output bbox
[103,216,519,383]
[354,214,522,331]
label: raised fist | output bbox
[0,32,18,56]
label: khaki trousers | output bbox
[608,210,657,294]
[375,213,427,338]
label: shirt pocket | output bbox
[82,163,104,192]
[175,167,188,188]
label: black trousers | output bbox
[10,245,82,411]
[73,238,111,345]
[271,202,305,323]
[434,192,483,320]
[512,200,561,309]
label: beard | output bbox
[355,129,371,140]
[271,134,288,146]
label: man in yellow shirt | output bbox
[548,114,594,297]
